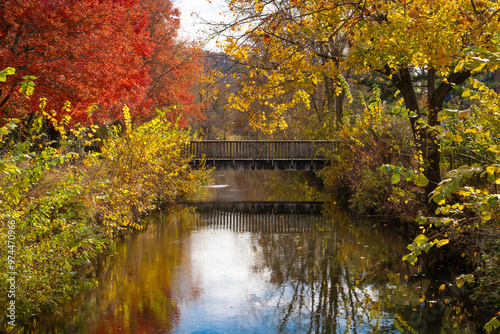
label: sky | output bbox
[175,0,229,49]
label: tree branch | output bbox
[431,70,471,112]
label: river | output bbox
[37,171,482,333]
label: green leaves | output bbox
[0,119,19,140]
[485,317,500,333]
[92,107,209,232]
[402,253,418,265]
[486,165,500,184]
[429,164,483,205]
[391,173,400,184]
[0,104,209,323]
[414,234,428,246]
[0,132,104,322]
[456,274,474,288]
[380,164,429,187]
[404,234,431,265]
[403,234,451,265]
[414,174,429,187]
[0,120,34,175]
[19,75,37,98]
[435,239,449,248]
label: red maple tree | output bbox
[0,0,204,126]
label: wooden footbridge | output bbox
[186,140,338,171]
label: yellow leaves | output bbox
[414,174,429,187]
[358,0,492,69]
[62,101,71,114]
[254,1,263,13]
[87,109,209,233]
[452,133,464,143]
[485,316,500,333]
[454,60,466,73]
[471,60,488,73]
[456,274,474,288]
[123,105,132,133]
[293,89,311,108]
[486,165,500,184]
[435,239,449,248]
[414,234,428,246]
[487,146,500,154]
[452,203,465,211]
[86,104,96,118]
[0,67,15,82]
[464,128,478,134]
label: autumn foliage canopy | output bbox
[0,0,203,125]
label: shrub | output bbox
[319,85,415,215]
[85,106,208,234]
[0,118,106,324]
[348,167,390,213]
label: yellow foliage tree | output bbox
[218,0,500,196]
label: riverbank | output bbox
[320,158,500,331]
[0,111,209,331]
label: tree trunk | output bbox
[426,68,471,198]
[394,67,441,203]
[389,67,440,204]
[334,60,345,127]
[390,66,471,206]
[324,74,344,128]
[424,67,442,199]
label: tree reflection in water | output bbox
[237,205,478,333]
[36,209,203,333]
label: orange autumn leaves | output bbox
[0,0,203,125]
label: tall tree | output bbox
[218,0,500,197]
[0,0,153,124]
[0,0,205,127]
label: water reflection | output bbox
[36,172,481,333]
[38,212,198,333]
[190,171,325,202]
[186,201,326,233]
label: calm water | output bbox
[37,171,482,333]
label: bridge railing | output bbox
[187,140,338,160]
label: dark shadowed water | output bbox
[36,171,482,333]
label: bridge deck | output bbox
[187,140,337,171]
